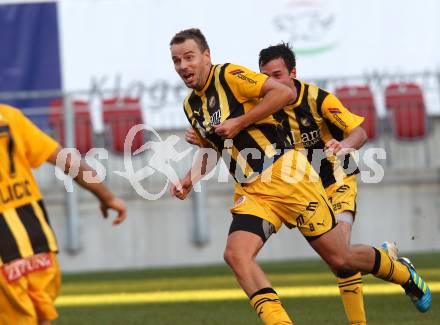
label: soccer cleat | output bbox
[381,241,398,260]
[398,257,432,313]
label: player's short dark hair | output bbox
[170,28,210,52]
[259,42,296,72]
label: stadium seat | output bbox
[49,99,93,154]
[335,85,378,140]
[102,97,144,153]
[384,82,427,140]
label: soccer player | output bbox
[0,104,127,325]
[258,42,368,324]
[170,28,431,325]
[183,44,398,323]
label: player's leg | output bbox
[281,149,430,314]
[0,260,38,324]
[308,223,431,312]
[328,175,366,325]
[335,213,366,325]
[224,219,271,295]
[224,214,293,325]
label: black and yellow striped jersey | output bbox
[283,79,364,188]
[183,64,291,183]
[0,104,59,265]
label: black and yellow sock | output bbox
[371,247,410,284]
[337,272,366,325]
[249,288,293,325]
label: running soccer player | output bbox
[0,104,127,325]
[258,42,368,324]
[170,28,431,325]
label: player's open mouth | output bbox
[183,73,195,84]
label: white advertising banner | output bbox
[58,0,440,128]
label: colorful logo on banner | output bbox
[272,0,341,56]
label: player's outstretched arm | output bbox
[171,147,219,200]
[213,77,295,138]
[47,147,127,225]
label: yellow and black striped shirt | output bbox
[283,79,364,188]
[183,64,291,183]
[0,105,59,265]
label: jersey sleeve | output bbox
[223,63,269,103]
[15,110,60,168]
[321,92,364,135]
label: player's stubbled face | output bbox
[171,39,211,90]
[260,57,296,88]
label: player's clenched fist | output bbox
[185,127,202,146]
[212,117,244,139]
[325,138,353,156]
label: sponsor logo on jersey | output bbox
[229,69,245,75]
[2,253,52,283]
[229,69,257,85]
[0,180,32,204]
[209,109,221,127]
[292,129,322,148]
[328,108,341,114]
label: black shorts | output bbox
[228,214,276,243]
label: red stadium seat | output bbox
[335,85,377,140]
[384,82,427,140]
[102,97,144,153]
[49,99,93,154]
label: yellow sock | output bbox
[250,288,293,325]
[337,272,366,325]
[372,247,410,284]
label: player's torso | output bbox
[284,80,334,149]
[0,106,57,265]
[184,64,291,181]
[0,108,43,211]
[283,80,358,188]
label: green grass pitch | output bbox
[57,252,440,324]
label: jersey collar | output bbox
[287,78,304,108]
[195,65,216,96]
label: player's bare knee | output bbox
[223,248,250,269]
[223,248,242,267]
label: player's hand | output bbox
[325,139,353,156]
[212,117,243,138]
[170,176,193,200]
[185,128,202,146]
[100,197,127,225]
